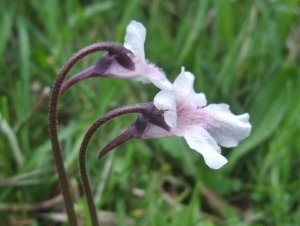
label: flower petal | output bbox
[173,67,207,107]
[154,90,177,128]
[205,104,252,147]
[124,21,146,63]
[173,67,194,95]
[177,126,228,169]
[143,63,172,90]
[190,93,207,107]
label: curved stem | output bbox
[49,42,119,226]
[79,103,151,226]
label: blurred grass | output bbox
[0,0,300,225]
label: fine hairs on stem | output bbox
[49,42,125,226]
[79,102,170,226]
[79,103,153,226]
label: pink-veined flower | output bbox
[139,68,252,169]
[60,21,171,96]
[102,20,171,90]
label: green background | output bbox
[0,0,299,225]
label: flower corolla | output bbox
[102,21,171,90]
[138,68,252,169]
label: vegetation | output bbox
[0,0,299,225]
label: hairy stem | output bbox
[79,103,152,226]
[49,42,121,226]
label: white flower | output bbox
[139,68,252,169]
[103,21,171,90]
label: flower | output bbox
[59,21,171,96]
[138,68,252,169]
[102,20,172,90]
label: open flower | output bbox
[98,20,171,90]
[59,21,170,96]
[137,68,252,169]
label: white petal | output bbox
[124,21,146,63]
[144,63,173,90]
[177,126,228,169]
[173,67,195,96]
[154,90,177,128]
[173,67,207,107]
[190,93,207,107]
[205,104,252,147]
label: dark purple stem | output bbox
[49,42,123,226]
[79,103,153,226]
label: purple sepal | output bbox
[94,45,135,76]
[98,103,170,159]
